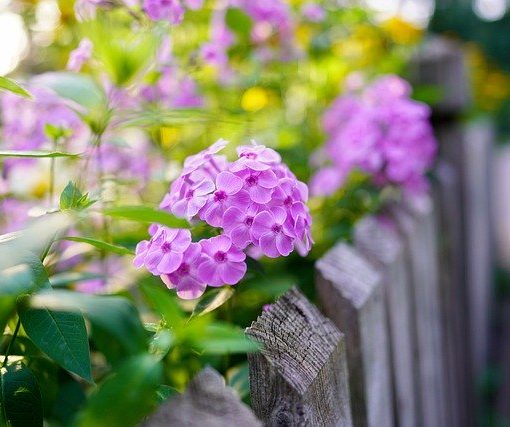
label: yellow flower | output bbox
[160,126,180,148]
[381,17,422,45]
[241,87,270,112]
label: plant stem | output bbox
[48,137,58,205]
[2,319,21,367]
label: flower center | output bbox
[271,224,282,233]
[186,189,194,199]
[241,152,257,159]
[284,196,293,206]
[246,175,258,187]
[214,251,227,262]
[244,216,254,226]
[177,263,190,275]
[214,190,227,202]
[161,242,172,252]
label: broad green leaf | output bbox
[60,236,133,255]
[149,329,174,360]
[0,150,80,158]
[51,377,86,426]
[59,182,95,211]
[0,251,50,296]
[19,308,92,382]
[225,8,253,39]
[0,76,31,98]
[191,287,234,318]
[48,272,104,288]
[29,290,147,360]
[0,363,43,427]
[34,72,105,112]
[193,322,258,355]
[75,355,162,427]
[104,206,189,228]
[140,282,185,328]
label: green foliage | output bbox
[59,182,95,211]
[60,236,134,256]
[0,150,80,158]
[0,363,43,427]
[19,308,92,382]
[104,205,189,228]
[74,355,162,427]
[0,76,32,98]
[191,287,235,318]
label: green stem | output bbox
[2,319,21,367]
[48,137,58,205]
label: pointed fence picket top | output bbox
[246,287,353,427]
[315,243,394,427]
[354,215,420,427]
[142,367,261,427]
[390,198,448,427]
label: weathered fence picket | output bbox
[246,287,353,427]
[390,198,448,427]
[142,367,261,426]
[354,215,419,427]
[315,243,394,427]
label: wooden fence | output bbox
[144,37,495,426]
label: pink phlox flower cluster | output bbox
[310,75,438,197]
[67,38,93,72]
[143,0,203,24]
[135,139,312,299]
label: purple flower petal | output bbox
[216,171,243,195]
[219,261,246,285]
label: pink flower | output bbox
[200,171,246,227]
[183,0,203,10]
[144,0,184,23]
[161,175,214,219]
[182,138,228,175]
[236,169,278,204]
[67,38,93,72]
[134,226,191,275]
[222,204,260,248]
[310,167,345,197]
[251,207,295,258]
[231,142,281,172]
[197,235,247,286]
[161,243,207,299]
[301,3,325,22]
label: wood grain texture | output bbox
[142,367,261,427]
[246,287,353,427]
[316,243,394,427]
[391,198,448,427]
[354,215,419,427]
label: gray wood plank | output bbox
[391,198,448,427]
[316,243,394,427]
[246,287,353,427]
[354,215,420,427]
[142,367,261,426]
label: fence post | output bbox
[142,367,261,426]
[353,215,420,427]
[246,287,353,427]
[390,198,448,427]
[316,243,394,427]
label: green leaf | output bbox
[74,355,162,427]
[225,8,253,40]
[0,76,32,98]
[191,287,234,318]
[28,290,147,361]
[48,272,104,288]
[0,363,43,427]
[156,385,177,403]
[226,362,250,400]
[0,150,80,158]
[34,72,106,112]
[149,329,174,360]
[104,206,189,228]
[51,377,86,425]
[193,322,258,355]
[19,308,92,382]
[59,182,95,211]
[43,123,72,141]
[60,236,134,256]
[0,251,51,297]
[140,282,185,328]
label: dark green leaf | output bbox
[51,377,86,425]
[156,385,177,403]
[0,150,80,158]
[140,282,185,327]
[59,182,95,211]
[149,329,174,360]
[193,322,258,355]
[191,287,234,318]
[74,355,162,427]
[29,290,147,361]
[0,76,32,98]
[19,308,92,382]
[104,206,189,228]
[0,363,43,427]
[60,236,134,255]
